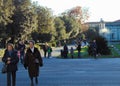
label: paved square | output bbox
[1,58,120,86]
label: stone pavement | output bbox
[1,58,120,86]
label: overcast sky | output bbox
[32,0,120,22]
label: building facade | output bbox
[87,19,120,42]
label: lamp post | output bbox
[100,28,109,39]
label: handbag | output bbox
[1,64,7,74]
[35,58,39,64]
[35,58,43,67]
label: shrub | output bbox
[95,36,111,55]
[88,36,111,55]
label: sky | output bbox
[32,0,120,22]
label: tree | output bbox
[0,0,15,47]
[54,17,66,40]
[59,6,89,39]
[6,0,38,43]
[68,6,89,23]
[0,1,89,44]
[84,26,99,41]
[35,6,56,42]
[0,0,15,38]
[60,15,80,38]
[67,6,89,33]
[0,0,15,25]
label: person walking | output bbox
[70,47,74,59]
[17,41,25,64]
[43,42,48,58]
[47,45,52,58]
[77,42,81,58]
[2,43,19,86]
[63,44,68,58]
[24,40,43,86]
[92,40,97,59]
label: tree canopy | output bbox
[0,1,89,46]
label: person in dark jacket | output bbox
[24,40,43,86]
[2,43,19,86]
[92,40,97,59]
[43,42,48,58]
[63,44,68,58]
[77,42,81,58]
[70,47,74,59]
[17,41,25,64]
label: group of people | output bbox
[70,41,82,58]
[43,43,52,58]
[62,41,82,59]
[62,39,97,59]
[2,40,43,86]
[1,39,97,86]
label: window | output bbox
[111,33,115,39]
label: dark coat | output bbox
[63,45,68,54]
[2,50,19,72]
[17,43,25,55]
[43,45,48,52]
[92,42,97,51]
[77,44,81,52]
[24,47,43,77]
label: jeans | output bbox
[7,72,16,86]
[20,54,24,64]
[48,52,51,58]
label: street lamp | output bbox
[100,28,109,38]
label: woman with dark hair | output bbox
[2,43,19,86]
[24,40,43,86]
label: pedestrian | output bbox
[47,45,52,58]
[17,41,25,64]
[70,47,74,58]
[88,42,93,56]
[43,42,48,58]
[77,42,81,58]
[63,44,68,58]
[92,40,97,59]
[24,40,43,86]
[2,43,19,86]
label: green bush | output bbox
[95,36,111,55]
